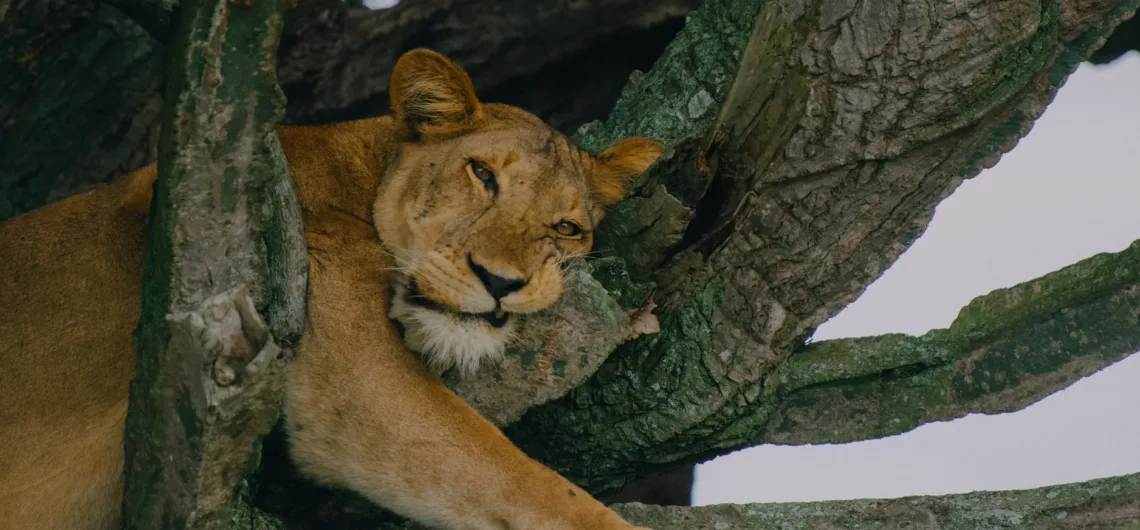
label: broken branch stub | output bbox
[159,287,288,528]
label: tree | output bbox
[1,0,1138,528]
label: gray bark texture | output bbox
[502,0,1140,497]
[120,0,306,528]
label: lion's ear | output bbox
[389,49,483,137]
[590,137,665,206]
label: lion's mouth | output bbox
[404,279,510,328]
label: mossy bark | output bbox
[502,0,1140,498]
[765,239,1140,444]
[120,0,304,528]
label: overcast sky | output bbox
[694,53,1140,504]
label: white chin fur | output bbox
[389,284,515,376]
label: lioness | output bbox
[0,49,663,529]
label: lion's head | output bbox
[373,49,664,375]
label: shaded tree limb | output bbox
[121,0,304,527]
[615,471,1140,530]
[0,1,165,218]
[1090,8,1140,63]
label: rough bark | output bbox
[763,238,1140,445]
[1090,8,1140,63]
[502,0,1140,498]
[0,0,1132,219]
[615,471,1140,530]
[0,0,164,218]
[120,0,305,528]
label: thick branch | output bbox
[766,238,1140,444]
[615,471,1140,530]
[504,0,1140,496]
[120,0,303,527]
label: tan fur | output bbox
[0,49,663,530]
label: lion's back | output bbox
[0,119,387,529]
[0,167,150,529]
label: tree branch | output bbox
[504,0,1140,496]
[765,239,1140,444]
[6,0,1135,526]
[121,0,303,527]
[615,471,1140,530]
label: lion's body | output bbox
[0,50,661,530]
[0,167,143,529]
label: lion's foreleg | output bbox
[283,244,640,530]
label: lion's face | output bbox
[373,50,664,374]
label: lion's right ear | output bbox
[590,137,666,206]
[389,49,483,138]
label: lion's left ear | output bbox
[590,137,666,206]
[389,49,483,138]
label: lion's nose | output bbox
[467,255,526,300]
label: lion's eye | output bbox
[554,220,583,238]
[467,159,498,194]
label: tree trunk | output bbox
[120,0,305,527]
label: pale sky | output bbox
[695,53,1140,504]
